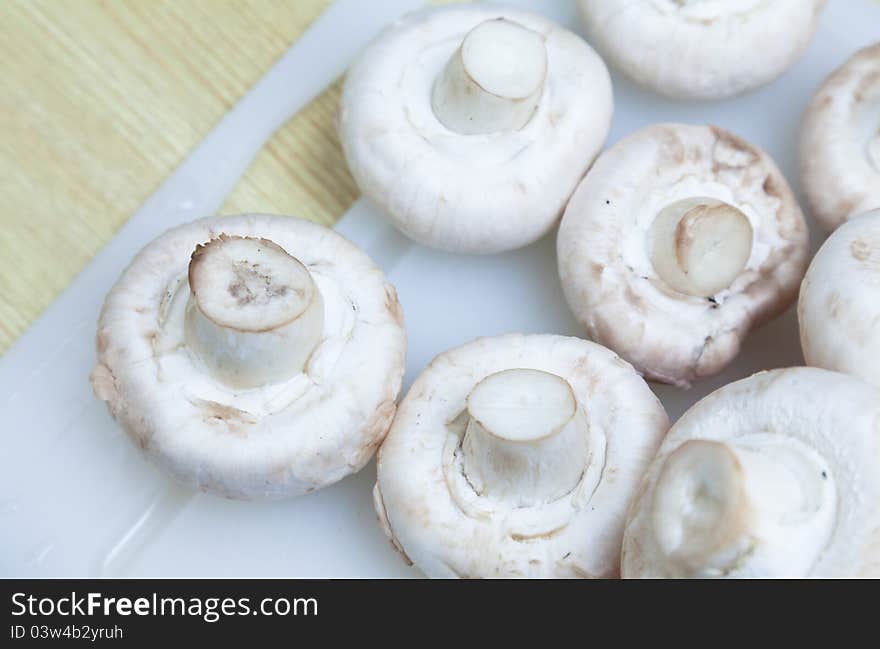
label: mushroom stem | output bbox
[432,18,547,135]
[651,439,835,577]
[461,369,589,507]
[649,197,754,298]
[184,235,324,389]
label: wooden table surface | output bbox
[0,0,363,354]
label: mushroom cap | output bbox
[800,43,880,232]
[621,367,880,578]
[557,123,809,387]
[339,5,613,254]
[799,209,880,388]
[374,334,669,578]
[90,214,406,500]
[579,0,826,100]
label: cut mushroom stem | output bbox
[432,18,547,135]
[461,369,589,507]
[651,439,834,577]
[650,197,754,297]
[185,235,324,389]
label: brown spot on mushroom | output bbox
[711,126,759,170]
[816,93,834,111]
[353,400,397,468]
[89,362,117,405]
[385,532,412,566]
[851,238,876,263]
[852,241,872,266]
[850,236,880,272]
[853,69,880,104]
[96,329,111,354]
[191,399,258,436]
[762,174,782,201]
[384,284,405,327]
[510,523,567,542]
[657,127,686,165]
[132,419,151,451]
[624,285,647,312]
[270,465,290,485]
[227,261,291,307]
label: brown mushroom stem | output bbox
[432,18,547,135]
[460,369,589,507]
[649,197,754,297]
[651,439,834,577]
[184,236,324,389]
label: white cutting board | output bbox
[2,1,878,578]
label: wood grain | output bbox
[0,0,359,354]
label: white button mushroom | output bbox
[578,0,826,100]
[799,209,880,389]
[90,214,406,500]
[557,124,809,387]
[800,43,880,232]
[339,6,613,254]
[621,368,880,578]
[373,334,669,578]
